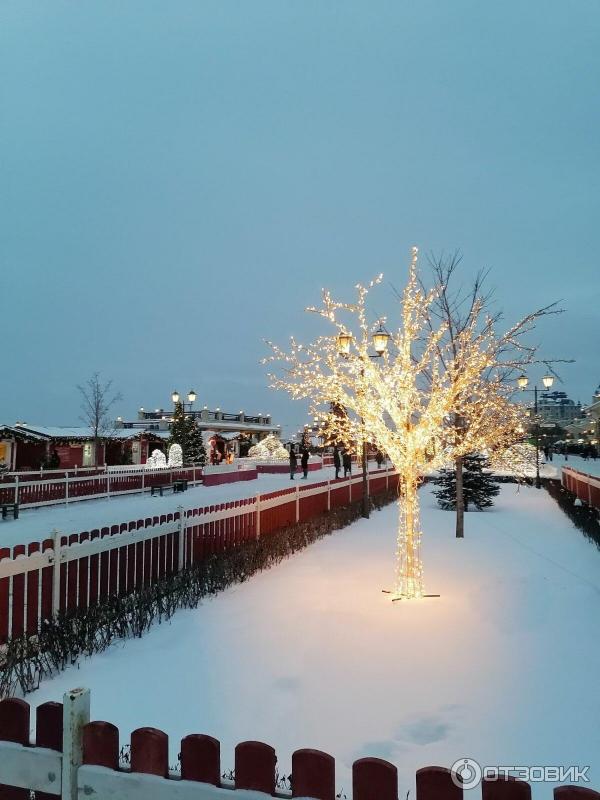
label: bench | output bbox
[1,503,19,520]
[150,479,188,497]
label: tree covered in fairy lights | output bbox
[265,247,559,600]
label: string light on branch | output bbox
[265,245,548,600]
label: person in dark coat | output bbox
[301,447,309,479]
[342,450,352,477]
[333,445,341,479]
[289,446,298,479]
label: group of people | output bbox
[289,443,387,481]
[289,446,311,479]
[332,445,353,479]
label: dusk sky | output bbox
[2,1,598,439]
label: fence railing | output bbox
[0,468,397,643]
[0,687,594,800]
[0,466,205,510]
[562,467,600,511]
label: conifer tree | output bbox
[169,401,190,460]
[186,417,207,465]
[433,453,500,511]
[168,402,207,465]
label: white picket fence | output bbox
[0,468,399,640]
[0,466,205,510]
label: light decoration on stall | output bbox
[167,443,183,468]
[265,247,536,600]
[248,434,289,461]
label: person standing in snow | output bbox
[333,445,341,479]
[343,450,352,477]
[289,446,298,479]
[301,446,309,479]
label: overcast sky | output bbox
[1,1,598,439]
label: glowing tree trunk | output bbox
[395,467,424,599]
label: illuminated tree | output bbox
[265,247,560,600]
[420,252,566,537]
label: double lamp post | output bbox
[336,325,391,518]
[517,372,554,489]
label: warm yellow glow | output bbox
[517,374,529,390]
[172,390,180,404]
[372,325,391,356]
[337,331,353,356]
[542,374,554,389]
[265,247,533,600]
[188,389,197,403]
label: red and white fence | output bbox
[0,466,204,511]
[0,469,397,643]
[562,467,600,511]
[0,687,595,800]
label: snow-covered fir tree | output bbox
[186,418,207,465]
[168,401,189,457]
[168,401,206,465]
[433,453,500,511]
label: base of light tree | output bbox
[382,590,441,601]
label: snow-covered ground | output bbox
[0,464,384,549]
[27,483,600,796]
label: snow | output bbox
[26,483,600,796]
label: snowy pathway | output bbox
[26,483,600,797]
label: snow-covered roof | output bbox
[9,425,165,441]
[0,425,50,442]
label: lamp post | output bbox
[171,389,197,415]
[337,324,391,518]
[517,372,554,488]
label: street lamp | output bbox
[172,389,198,414]
[517,372,555,488]
[335,324,390,518]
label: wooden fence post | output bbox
[65,476,69,505]
[554,788,600,799]
[292,748,335,800]
[62,687,91,800]
[353,757,397,800]
[0,696,30,799]
[131,727,168,777]
[82,721,119,769]
[181,734,220,786]
[177,506,185,571]
[52,529,62,616]
[255,494,261,538]
[417,766,463,799]
[296,485,300,523]
[14,475,19,506]
[235,741,276,794]
[36,701,64,800]
[327,480,331,511]
[482,775,531,798]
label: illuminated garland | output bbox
[265,248,530,599]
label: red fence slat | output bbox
[82,721,120,768]
[353,757,398,800]
[180,733,220,786]
[130,727,168,777]
[235,741,276,794]
[292,748,335,800]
